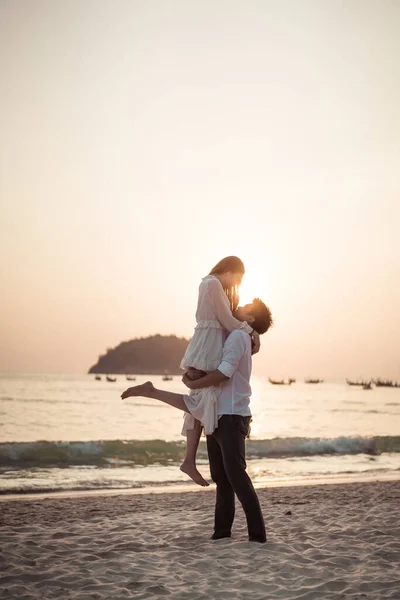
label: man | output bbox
[183,298,272,543]
[121,298,273,543]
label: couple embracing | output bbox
[122,256,273,543]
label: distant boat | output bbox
[373,378,398,388]
[268,377,285,385]
[268,377,292,386]
[288,378,296,384]
[126,376,136,381]
[94,375,101,381]
[346,379,363,386]
[162,371,173,381]
[346,378,371,387]
[106,375,117,382]
[305,378,324,384]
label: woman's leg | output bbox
[121,381,209,487]
[179,368,209,486]
[180,418,209,486]
[121,381,187,410]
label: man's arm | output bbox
[182,332,247,390]
[182,370,229,390]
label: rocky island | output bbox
[88,334,190,375]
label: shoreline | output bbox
[1,470,400,502]
[2,478,400,526]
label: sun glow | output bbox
[211,245,273,307]
[237,249,272,307]
[239,271,261,305]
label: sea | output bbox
[1,373,400,497]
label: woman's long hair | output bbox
[209,256,245,312]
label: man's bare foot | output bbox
[121,381,154,400]
[180,460,210,487]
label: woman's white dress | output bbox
[181,275,253,435]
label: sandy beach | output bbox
[1,480,399,599]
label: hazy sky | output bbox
[1,0,399,378]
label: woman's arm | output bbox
[207,278,253,334]
[207,278,260,352]
[251,331,260,355]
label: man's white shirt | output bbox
[217,330,252,417]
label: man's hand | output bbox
[185,368,206,380]
[251,331,261,355]
[182,373,200,389]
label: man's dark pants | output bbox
[206,414,266,542]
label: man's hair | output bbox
[249,298,273,334]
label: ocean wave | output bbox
[0,396,158,407]
[0,482,145,495]
[0,397,100,405]
[1,436,400,467]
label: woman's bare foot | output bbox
[180,459,210,487]
[121,381,154,400]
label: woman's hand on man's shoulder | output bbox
[251,331,261,355]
